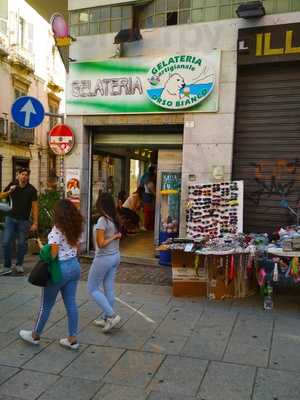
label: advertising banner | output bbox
[67,51,220,115]
[65,169,80,207]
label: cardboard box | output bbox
[171,250,207,297]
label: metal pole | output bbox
[44,112,64,121]
[59,155,65,199]
[46,112,65,198]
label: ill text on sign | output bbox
[49,124,74,155]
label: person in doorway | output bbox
[0,168,38,274]
[140,166,156,231]
[88,192,122,333]
[119,186,145,233]
[117,191,127,212]
[19,199,84,350]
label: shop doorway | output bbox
[90,124,183,261]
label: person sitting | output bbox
[119,187,144,234]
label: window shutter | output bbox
[9,11,18,45]
[27,22,33,52]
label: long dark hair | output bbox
[96,192,119,230]
[54,199,84,246]
[135,186,145,199]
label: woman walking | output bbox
[19,199,84,350]
[88,192,121,333]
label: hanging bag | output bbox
[28,259,50,287]
[0,197,12,213]
[28,237,50,287]
[28,240,62,287]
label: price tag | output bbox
[184,243,194,252]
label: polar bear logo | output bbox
[160,73,185,102]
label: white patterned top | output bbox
[48,226,77,261]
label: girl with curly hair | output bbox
[88,192,122,333]
[19,199,84,350]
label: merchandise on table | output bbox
[161,233,257,299]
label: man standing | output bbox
[139,166,156,231]
[0,168,38,274]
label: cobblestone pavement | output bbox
[1,260,300,399]
[19,256,172,286]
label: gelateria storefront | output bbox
[66,51,221,262]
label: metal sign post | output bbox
[45,113,65,198]
[59,155,65,199]
[48,122,75,200]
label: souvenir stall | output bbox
[159,181,257,299]
[256,227,300,310]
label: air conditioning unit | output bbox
[0,117,8,138]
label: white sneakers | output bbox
[0,267,12,275]
[59,338,79,350]
[19,330,79,350]
[19,330,40,345]
[15,265,24,274]
[102,315,121,333]
[93,318,107,327]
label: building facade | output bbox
[0,0,65,192]
[65,0,300,251]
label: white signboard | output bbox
[67,51,220,115]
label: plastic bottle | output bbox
[263,283,273,311]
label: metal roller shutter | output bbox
[232,62,300,234]
[92,124,183,147]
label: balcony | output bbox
[9,45,35,74]
[0,18,9,58]
[10,122,35,145]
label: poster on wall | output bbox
[65,169,80,207]
[67,51,220,115]
[186,181,244,240]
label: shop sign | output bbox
[50,13,71,47]
[66,169,80,208]
[67,51,220,115]
[238,23,300,65]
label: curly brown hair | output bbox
[53,199,84,246]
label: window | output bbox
[14,88,26,99]
[69,1,300,35]
[69,5,133,36]
[48,151,57,190]
[48,104,59,131]
[167,11,178,25]
[18,17,25,47]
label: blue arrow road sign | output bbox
[11,96,45,129]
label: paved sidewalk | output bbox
[0,276,300,399]
[18,256,173,286]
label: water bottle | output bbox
[264,296,273,311]
[263,283,273,311]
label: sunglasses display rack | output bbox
[186,181,243,240]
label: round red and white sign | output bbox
[49,124,74,155]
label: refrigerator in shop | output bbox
[154,150,182,246]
